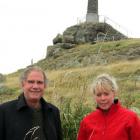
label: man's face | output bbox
[22,70,46,103]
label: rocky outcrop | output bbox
[47,22,127,58]
[37,38,140,71]
[53,22,127,45]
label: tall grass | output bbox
[1,60,140,139]
[56,94,93,140]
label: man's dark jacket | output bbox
[0,94,62,140]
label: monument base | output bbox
[86,13,99,23]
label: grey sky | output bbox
[0,0,139,74]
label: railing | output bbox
[76,15,132,38]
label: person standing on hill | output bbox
[77,73,140,140]
[0,66,62,140]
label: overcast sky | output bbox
[0,0,140,74]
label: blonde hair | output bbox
[92,74,118,94]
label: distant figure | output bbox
[0,66,62,140]
[77,74,140,140]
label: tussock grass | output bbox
[1,39,140,139]
[3,59,140,104]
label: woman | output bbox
[77,74,140,140]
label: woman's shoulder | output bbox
[119,105,139,120]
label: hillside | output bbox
[1,22,140,140]
[2,37,140,140]
[1,25,140,108]
[37,39,140,71]
[1,22,140,102]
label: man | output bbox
[0,66,62,140]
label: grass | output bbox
[38,38,140,70]
[2,59,140,102]
[1,39,140,139]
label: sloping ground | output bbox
[3,38,140,140]
[3,39,140,112]
[37,39,140,71]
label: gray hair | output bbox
[92,74,118,94]
[20,66,47,85]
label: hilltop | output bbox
[32,22,138,70]
[37,38,140,71]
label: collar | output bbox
[16,93,54,111]
[16,94,27,110]
[97,98,120,114]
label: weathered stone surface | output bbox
[63,35,75,44]
[60,43,76,49]
[47,43,76,58]
[48,22,127,59]
[87,0,98,14]
[53,33,63,44]
[53,22,127,46]
[47,45,62,57]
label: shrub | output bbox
[60,98,92,140]
[0,86,15,95]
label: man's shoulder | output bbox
[0,99,18,109]
[45,102,59,111]
[41,98,59,110]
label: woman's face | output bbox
[94,88,115,110]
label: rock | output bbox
[53,22,127,45]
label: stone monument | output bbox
[86,0,99,23]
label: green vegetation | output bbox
[38,38,140,70]
[1,39,140,139]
